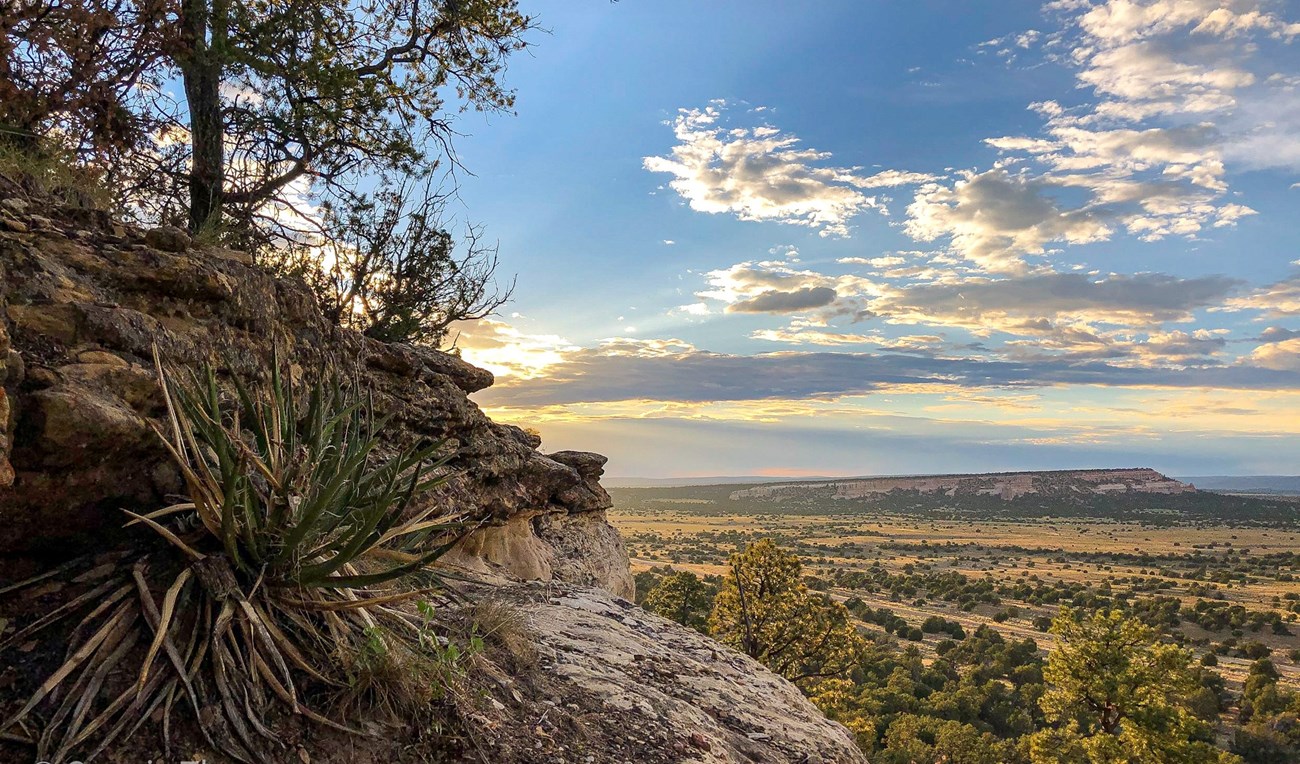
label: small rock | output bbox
[0,217,28,233]
[1,197,28,213]
[689,732,711,751]
[25,367,58,389]
[145,224,191,252]
[75,350,130,367]
[209,246,254,266]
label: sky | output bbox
[446,0,1300,479]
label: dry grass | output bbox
[446,599,537,674]
[0,140,113,210]
[614,508,1300,695]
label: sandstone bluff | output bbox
[0,177,865,763]
[729,468,1195,502]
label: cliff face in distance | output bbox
[730,467,1195,502]
[0,177,867,763]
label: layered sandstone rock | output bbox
[729,467,1195,503]
[476,583,869,764]
[0,177,630,598]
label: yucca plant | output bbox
[0,351,472,763]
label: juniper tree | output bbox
[1028,609,1236,764]
[292,176,514,346]
[708,539,862,684]
[1,0,534,237]
[642,570,715,633]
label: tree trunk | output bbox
[178,0,226,234]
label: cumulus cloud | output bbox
[691,259,876,319]
[1126,329,1229,364]
[1063,0,1300,168]
[730,286,839,313]
[904,169,1113,272]
[1260,326,1300,343]
[1068,0,1298,117]
[908,1,1300,271]
[1245,337,1300,370]
[1009,327,1233,367]
[1227,275,1300,317]
[643,103,934,236]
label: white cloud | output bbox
[1245,337,1300,370]
[905,169,1112,272]
[695,259,879,320]
[644,104,932,237]
[908,2,1298,271]
[671,303,713,317]
[451,318,579,380]
[750,327,878,346]
[1227,275,1300,317]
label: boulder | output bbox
[143,224,191,252]
[475,583,869,764]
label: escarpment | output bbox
[0,178,867,763]
[0,178,631,599]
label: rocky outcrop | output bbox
[0,178,631,598]
[478,583,868,764]
[729,467,1194,503]
[0,179,867,763]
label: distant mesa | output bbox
[727,468,1196,502]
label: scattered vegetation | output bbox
[622,509,1300,762]
[640,570,716,633]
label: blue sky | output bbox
[448,0,1300,478]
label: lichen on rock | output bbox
[475,583,869,764]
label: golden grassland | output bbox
[612,508,1300,692]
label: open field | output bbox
[610,503,1300,694]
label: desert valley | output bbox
[612,469,1300,753]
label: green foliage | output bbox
[879,713,1015,764]
[708,539,863,683]
[5,0,536,240]
[0,355,470,762]
[154,352,461,586]
[642,570,715,632]
[1028,609,1234,764]
[0,137,113,209]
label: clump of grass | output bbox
[333,599,486,724]
[0,133,113,210]
[451,600,536,674]
[0,350,473,762]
